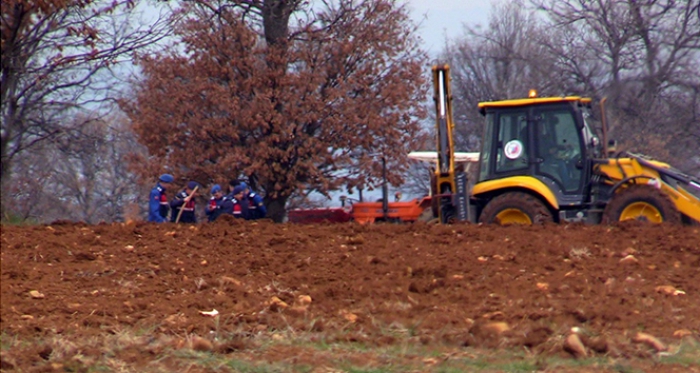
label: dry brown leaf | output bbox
[673,329,693,339]
[297,295,312,306]
[340,310,358,323]
[564,333,587,358]
[190,336,213,352]
[220,276,242,287]
[655,285,686,296]
[619,255,638,264]
[199,309,219,317]
[268,296,288,311]
[482,321,510,335]
[632,332,667,352]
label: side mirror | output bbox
[590,136,600,148]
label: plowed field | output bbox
[1,219,699,372]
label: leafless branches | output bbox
[2,0,171,218]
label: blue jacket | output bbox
[148,183,169,223]
[247,192,266,220]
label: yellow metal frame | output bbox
[595,157,668,180]
[432,65,457,217]
[472,176,559,210]
[657,183,700,223]
[478,96,591,110]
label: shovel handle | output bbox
[175,185,198,224]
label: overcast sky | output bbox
[407,0,492,54]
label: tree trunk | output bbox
[0,157,9,219]
[265,195,289,223]
[262,0,292,47]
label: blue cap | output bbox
[232,185,246,196]
[239,181,247,189]
[211,184,222,194]
[159,174,174,183]
[187,181,198,190]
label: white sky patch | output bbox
[406,0,492,54]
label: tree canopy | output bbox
[124,0,429,221]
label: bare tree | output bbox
[5,112,145,223]
[439,0,699,176]
[439,1,560,152]
[1,0,172,216]
[2,142,60,222]
[534,0,700,175]
[397,159,432,198]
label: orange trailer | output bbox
[350,197,433,224]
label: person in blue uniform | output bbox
[240,182,266,220]
[148,174,173,223]
[170,181,198,223]
[205,184,233,222]
[226,179,242,199]
[230,185,249,219]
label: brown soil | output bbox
[2,219,699,371]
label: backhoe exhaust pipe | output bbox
[600,97,609,159]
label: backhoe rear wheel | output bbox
[479,192,553,225]
[602,184,681,224]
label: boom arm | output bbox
[432,65,458,222]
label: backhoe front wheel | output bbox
[602,184,680,224]
[479,192,553,225]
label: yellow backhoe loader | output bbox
[429,64,700,225]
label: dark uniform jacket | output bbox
[170,190,197,223]
[246,192,266,220]
[205,196,233,222]
[231,197,248,219]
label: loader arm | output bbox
[595,155,700,224]
[633,155,700,224]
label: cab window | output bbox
[495,111,528,173]
[535,109,582,191]
[478,113,494,182]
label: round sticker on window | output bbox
[504,140,524,159]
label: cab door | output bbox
[532,106,585,194]
[493,109,531,176]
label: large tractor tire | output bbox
[602,184,681,224]
[479,192,553,225]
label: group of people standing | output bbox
[148,174,266,223]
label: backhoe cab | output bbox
[471,91,700,225]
